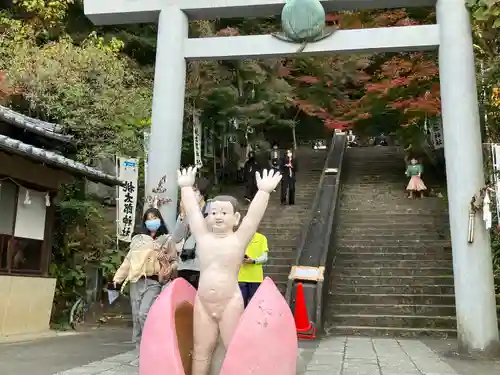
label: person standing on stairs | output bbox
[405,157,427,199]
[280,148,298,205]
[243,151,260,203]
[347,130,359,147]
[238,231,269,307]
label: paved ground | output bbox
[0,328,134,375]
[1,328,499,375]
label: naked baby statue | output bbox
[177,166,282,375]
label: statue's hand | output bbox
[177,166,197,188]
[256,169,282,193]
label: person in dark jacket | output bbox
[243,151,260,202]
[280,149,298,205]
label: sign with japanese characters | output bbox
[429,117,444,150]
[143,130,150,189]
[117,158,139,242]
[193,114,203,168]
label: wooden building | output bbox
[0,105,121,338]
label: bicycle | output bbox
[69,291,91,330]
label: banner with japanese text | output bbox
[143,130,150,188]
[193,113,203,168]
[117,157,139,242]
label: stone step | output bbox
[339,205,448,213]
[336,239,451,247]
[336,245,452,253]
[267,249,296,258]
[336,224,450,232]
[325,325,456,338]
[333,266,453,277]
[265,272,289,283]
[264,264,291,274]
[331,275,455,286]
[267,256,295,266]
[333,284,455,294]
[338,234,448,242]
[329,314,456,330]
[339,201,447,208]
[336,252,452,261]
[259,222,309,231]
[339,212,449,219]
[330,293,456,305]
[341,188,446,194]
[327,303,456,316]
[339,217,449,225]
[336,227,449,235]
[335,259,451,268]
[275,281,287,295]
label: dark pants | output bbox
[239,282,260,307]
[245,181,258,200]
[281,175,296,205]
[178,270,200,290]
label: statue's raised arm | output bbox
[177,167,208,240]
[236,169,282,246]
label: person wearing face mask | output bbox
[173,182,207,289]
[113,208,179,346]
[280,148,298,205]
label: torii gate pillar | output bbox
[147,8,188,228]
[437,0,499,354]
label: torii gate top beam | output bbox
[84,0,436,25]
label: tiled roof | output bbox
[0,105,73,143]
[0,134,122,186]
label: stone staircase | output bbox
[325,146,457,337]
[228,146,327,294]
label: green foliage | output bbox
[1,35,151,160]
[467,0,500,27]
[0,8,146,319]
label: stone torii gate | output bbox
[84,0,499,353]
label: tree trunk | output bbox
[292,125,297,150]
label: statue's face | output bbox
[287,150,292,157]
[205,200,241,233]
[411,158,417,165]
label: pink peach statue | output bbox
[139,167,298,375]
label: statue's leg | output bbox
[192,296,219,375]
[219,292,244,348]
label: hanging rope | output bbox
[0,176,51,206]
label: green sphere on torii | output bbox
[272,0,337,52]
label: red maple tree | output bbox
[284,9,440,131]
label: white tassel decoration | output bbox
[24,189,31,205]
[45,193,51,207]
[483,190,492,230]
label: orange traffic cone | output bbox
[293,282,316,340]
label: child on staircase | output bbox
[405,157,426,198]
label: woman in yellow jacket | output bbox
[238,232,269,307]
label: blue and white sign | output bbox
[117,157,139,242]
